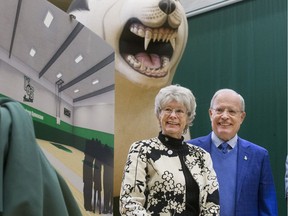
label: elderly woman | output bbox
[119,84,220,215]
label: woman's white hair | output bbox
[154,84,196,134]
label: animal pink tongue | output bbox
[135,53,161,68]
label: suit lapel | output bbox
[236,138,251,202]
[199,134,213,152]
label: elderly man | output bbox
[187,88,278,216]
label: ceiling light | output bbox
[92,79,99,85]
[75,55,83,63]
[44,11,53,28]
[55,79,64,86]
[29,48,36,57]
[74,89,79,93]
[56,73,62,79]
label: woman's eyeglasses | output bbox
[161,108,187,117]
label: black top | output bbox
[158,132,200,215]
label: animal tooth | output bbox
[126,55,133,64]
[162,57,169,67]
[153,34,157,42]
[166,34,171,42]
[134,61,141,69]
[144,37,151,50]
[160,56,170,71]
[163,61,169,70]
[146,69,153,76]
[154,68,162,76]
[129,55,141,68]
[144,29,152,50]
[171,31,177,39]
[162,29,169,42]
[153,29,158,42]
[166,30,173,42]
[157,32,162,41]
[140,60,146,71]
[170,38,176,50]
[130,25,138,35]
[138,27,145,37]
[162,34,168,42]
[147,67,152,73]
[158,28,165,41]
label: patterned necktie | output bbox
[220,142,229,154]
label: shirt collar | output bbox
[211,131,238,149]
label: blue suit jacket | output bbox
[187,133,278,216]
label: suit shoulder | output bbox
[186,135,207,146]
[239,138,269,154]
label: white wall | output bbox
[0,59,114,134]
[73,96,114,134]
[0,60,74,124]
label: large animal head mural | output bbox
[68,0,188,87]
[68,0,189,201]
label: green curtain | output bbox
[174,0,287,215]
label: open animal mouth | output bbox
[119,18,176,78]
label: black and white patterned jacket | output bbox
[120,136,220,216]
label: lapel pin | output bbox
[244,156,248,160]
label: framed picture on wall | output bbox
[181,0,243,17]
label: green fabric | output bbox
[0,98,82,216]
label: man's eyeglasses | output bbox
[211,108,243,116]
[161,108,187,117]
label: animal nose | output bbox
[159,0,176,15]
